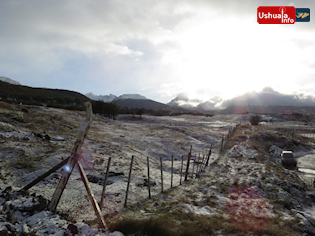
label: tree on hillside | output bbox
[91,100,118,119]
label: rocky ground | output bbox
[1,101,315,235]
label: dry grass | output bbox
[108,213,235,236]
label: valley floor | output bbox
[1,101,315,235]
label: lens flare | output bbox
[64,165,71,173]
[225,186,270,234]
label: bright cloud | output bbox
[0,0,314,103]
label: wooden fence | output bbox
[101,123,238,207]
[19,103,239,228]
[99,144,213,208]
[219,124,238,156]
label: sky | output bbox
[0,0,314,106]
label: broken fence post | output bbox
[124,155,134,207]
[100,157,111,208]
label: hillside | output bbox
[0,80,89,109]
[1,101,315,235]
[112,98,171,111]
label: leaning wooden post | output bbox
[180,155,184,185]
[184,145,192,181]
[147,156,151,199]
[49,102,93,211]
[160,157,164,193]
[171,155,174,188]
[21,156,69,191]
[77,161,106,228]
[124,156,134,207]
[100,157,111,207]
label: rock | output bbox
[136,179,157,187]
[34,195,48,211]
[22,223,30,234]
[108,171,124,177]
[295,212,315,234]
[5,223,16,233]
[86,174,114,186]
[52,136,65,141]
[109,231,125,236]
[33,132,50,141]
[67,223,79,235]
[7,212,17,225]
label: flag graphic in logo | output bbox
[296,8,310,22]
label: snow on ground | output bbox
[2,103,315,235]
[0,103,236,234]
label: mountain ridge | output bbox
[2,77,315,115]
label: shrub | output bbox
[249,115,261,125]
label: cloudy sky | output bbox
[0,0,314,105]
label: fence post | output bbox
[100,157,111,208]
[205,145,212,167]
[171,155,174,188]
[192,154,197,178]
[147,156,151,199]
[197,154,202,174]
[160,157,164,193]
[124,156,134,207]
[184,146,192,181]
[180,155,183,185]
[200,154,206,172]
[220,137,224,156]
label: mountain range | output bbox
[1,77,315,115]
[85,92,170,111]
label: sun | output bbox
[161,8,314,101]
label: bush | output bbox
[249,115,261,125]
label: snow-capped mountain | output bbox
[114,94,148,100]
[85,92,117,102]
[85,93,148,103]
[0,76,21,85]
